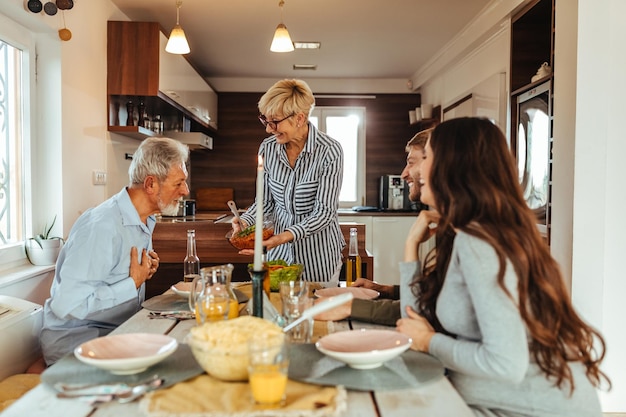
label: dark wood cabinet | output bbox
[510,0,555,243]
[106,21,217,140]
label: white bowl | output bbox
[315,286,379,300]
[315,329,411,369]
[74,333,178,375]
[171,281,192,299]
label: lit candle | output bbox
[253,155,264,270]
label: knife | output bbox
[282,292,353,333]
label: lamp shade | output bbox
[166,25,190,54]
[270,23,294,52]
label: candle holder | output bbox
[248,267,268,318]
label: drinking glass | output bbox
[279,280,313,343]
[248,333,289,407]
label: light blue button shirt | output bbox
[40,188,156,365]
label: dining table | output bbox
[2,283,474,417]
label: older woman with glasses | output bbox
[233,79,345,287]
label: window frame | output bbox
[0,14,34,269]
[310,106,366,208]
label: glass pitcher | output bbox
[189,264,239,324]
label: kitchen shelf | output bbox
[106,21,218,141]
[409,117,438,127]
[108,125,156,140]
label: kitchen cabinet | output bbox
[148,217,372,298]
[510,0,554,243]
[107,21,218,141]
[340,214,422,285]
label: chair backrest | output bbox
[195,187,234,211]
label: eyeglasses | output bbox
[258,113,295,130]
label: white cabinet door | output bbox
[339,216,373,254]
[158,32,218,129]
[372,217,416,285]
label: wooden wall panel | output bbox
[190,92,430,208]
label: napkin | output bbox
[139,374,346,417]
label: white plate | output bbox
[315,329,411,369]
[315,286,379,300]
[171,281,193,299]
[74,333,178,375]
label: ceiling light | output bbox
[270,0,294,53]
[294,42,321,50]
[165,0,190,55]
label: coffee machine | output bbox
[379,175,413,210]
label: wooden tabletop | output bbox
[2,286,473,417]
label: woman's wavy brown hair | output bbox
[413,117,609,391]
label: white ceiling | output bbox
[109,0,493,89]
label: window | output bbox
[0,14,34,268]
[310,107,366,208]
[0,39,24,247]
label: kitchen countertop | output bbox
[156,209,421,223]
[338,208,420,216]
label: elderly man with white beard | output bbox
[39,137,190,366]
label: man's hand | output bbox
[313,297,352,321]
[129,247,154,288]
[352,278,395,298]
[148,250,160,279]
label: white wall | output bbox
[572,0,626,411]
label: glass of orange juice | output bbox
[248,333,289,407]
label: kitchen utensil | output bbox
[43,1,57,15]
[54,374,160,393]
[282,292,353,333]
[27,0,43,13]
[227,200,242,224]
[55,377,163,402]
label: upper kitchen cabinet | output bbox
[510,0,555,243]
[107,21,218,140]
[510,0,554,93]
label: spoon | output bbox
[117,378,163,403]
[227,200,242,224]
[283,292,353,333]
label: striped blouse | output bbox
[239,123,345,285]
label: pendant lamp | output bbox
[166,0,190,54]
[270,0,294,53]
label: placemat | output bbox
[139,374,346,417]
[41,344,203,390]
[288,343,444,391]
[143,289,249,312]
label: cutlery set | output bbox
[54,375,164,403]
[148,310,195,320]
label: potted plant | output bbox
[25,215,65,266]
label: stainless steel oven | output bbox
[515,80,551,233]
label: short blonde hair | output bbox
[258,79,315,119]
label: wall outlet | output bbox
[93,170,107,185]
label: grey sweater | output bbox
[425,231,602,417]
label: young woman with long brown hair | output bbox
[396,117,609,416]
